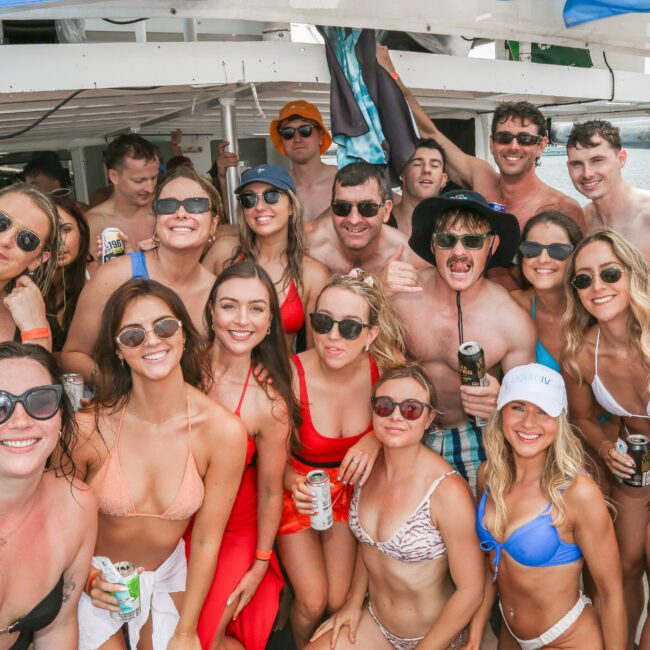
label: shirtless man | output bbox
[567,119,650,258]
[390,190,536,492]
[86,134,159,257]
[306,161,427,275]
[217,100,337,222]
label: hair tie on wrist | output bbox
[21,327,50,343]
[390,71,400,81]
[255,549,272,561]
[85,570,100,596]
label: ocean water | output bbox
[536,148,650,206]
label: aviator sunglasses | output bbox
[492,132,543,146]
[0,385,63,424]
[571,266,625,291]
[116,317,182,348]
[0,211,42,253]
[278,124,316,140]
[371,396,433,420]
[519,241,575,261]
[309,312,368,340]
[331,200,384,218]
[432,232,492,250]
[154,197,211,215]
[238,189,282,210]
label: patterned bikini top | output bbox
[348,470,457,563]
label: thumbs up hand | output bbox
[379,244,423,296]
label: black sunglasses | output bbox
[492,132,543,146]
[331,200,384,218]
[571,266,624,290]
[432,232,492,250]
[154,197,211,215]
[0,211,42,253]
[309,312,368,340]
[371,396,432,420]
[279,124,316,140]
[519,241,574,261]
[238,189,282,210]
[116,317,182,348]
[0,385,63,424]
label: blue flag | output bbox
[564,0,650,26]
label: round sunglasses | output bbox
[309,312,368,340]
[331,200,384,218]
[0,211,42,253]
[116,317,182,348]
[238,189,282,210]
[154,197,210,215]
[571,266,625,291]
[371,396,432,420]
[519,241,574,261]
[278,124,316,140]
[432,232,492,250]
[0,385,63,424]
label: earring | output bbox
[266,326,271,336]
[208,234,217,244]
[363,343,370,352]
[152,233,160,246]
[58,429,62,439]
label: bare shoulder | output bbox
[543,186,584,224]
[47,471,97,520]
[303,254,332,282]
[305,212,330,242]
[563,472,605,513]
[190,385,246,443]
[86,200,112,222]
[86,255,132,291]
[510,288,533,311]
[202,233,239,274]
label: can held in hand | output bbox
[101,227,125,264]
[458,342,488,428]
[62,373,83,412]
[489,202,506,212]
[623,435,650,488]
[91,556,141,622]
[306,469,333,531]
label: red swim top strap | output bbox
[234,365,253,417]
[292,354,309,409]
[369,355,379,385]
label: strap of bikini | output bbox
[426,469,458,500]
[116,404,127,443]
[186,391,192,442]
[594,328,601,375]
[292,354,309,407]
[368,354,379,385]
[234,365,253,416]
[531,294,537,320]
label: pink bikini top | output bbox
[90,394,205,520]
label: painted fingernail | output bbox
[337,476,341,481]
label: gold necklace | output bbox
[0,485,41,548]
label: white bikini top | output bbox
[591,329,650,418]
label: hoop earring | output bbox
[266,326,271,336]
[208,234,217,244]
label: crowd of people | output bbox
[1,44,649,650]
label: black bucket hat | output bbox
[408,190,520,268]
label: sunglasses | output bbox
[278,124,316,140]
[0,212,42,253]
[571,266,624,290]
[309,312,368,340]
[371,396,432,420]
[519,241,574,261]
[331,200,384,218]
[116,317,182,348]
[432,232,492,250]
[492,132,543,146]
[0,385,63,424]
[154,197,211,215]
[238,189,282,210]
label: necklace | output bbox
[129,410,187,429]
[0,485,41,548]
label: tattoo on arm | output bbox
[62,574,76,604]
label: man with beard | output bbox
[391,190,536,492]
[306,161,426,274]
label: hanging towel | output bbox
[564,0,650,27]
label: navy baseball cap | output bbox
[235,164,296,194]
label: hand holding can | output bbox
[306,470,333,531]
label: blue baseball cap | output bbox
[235,164,296,194]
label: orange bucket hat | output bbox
[270,100,332,156]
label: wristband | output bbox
[85,570,100,595]
[597,439,611,459]
[255,549,272,561]
[389,71,400,81]
[20,327,50,342]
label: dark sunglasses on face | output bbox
[331,200,384,218]
[237,189,282,210]
[278,124,317,140]
[571,266,625,290]
[371,396,432,420]
[116,317,182,348]
[154,197,211,215]
[309,312,368,341]
[432,232,493,250]
[0,385,63,424]
[492,131,543,146]
[519,241,575,261]
[0,211,42,253]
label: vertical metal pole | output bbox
[219,98,240,225]
[183,18,198,42]
[134,21,147,43]
[70,147,89,204]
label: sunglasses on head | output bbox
[519,241,574,261]
[0,212,42,253]
[238,189,282,210]
[116,317,182,348]
[492,132,543,146]
[278,124,317,140]
[0,385,63,424]
[331,200,384,218]
[371,396,432,420]
[571,266,625,291]
[154,197,211,215]
[309,312,368,341]
[432,232,492,250]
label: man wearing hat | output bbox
[392,189,536,493]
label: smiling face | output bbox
[521,222,572,291]
[240,181,291,238]
[57,207,81,268]
[401,147,447,202]
[502,399,557,459]
[109,155,160,208]
[489,117,546,178]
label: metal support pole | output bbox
[183,18,198,42]
[219,98,240,225]
[70,147,89,204]
[134,21,147,43]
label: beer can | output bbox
[306,470,333,531]
[623,435,650,488]
[62,373,83,412]
[91,556,141,622]
[101,227,125,264]
[489,202,506,212]
[458,342,488,428]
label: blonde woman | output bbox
[466,364,624,650]
[562,228,650,649]
[278,271,406,648]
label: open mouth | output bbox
[516,430,540,442]
[171,225,194,233]
[533,267,556,275]
[142,350,169,361]
[592,295,615,305]
[1,438,39,450]
[255,215,274,224]
[229,330,253,341]
[449,260,472,278]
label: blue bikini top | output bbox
[532,295,560,373]
[476,488,582,579]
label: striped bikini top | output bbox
[348,470,457,563]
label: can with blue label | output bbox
[489,202,506,212]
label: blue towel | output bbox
[564,0,650,26]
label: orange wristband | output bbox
[389,71,399,81]
[20,327,50,342]
[85,570,100,595]
[255,549,272,561]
